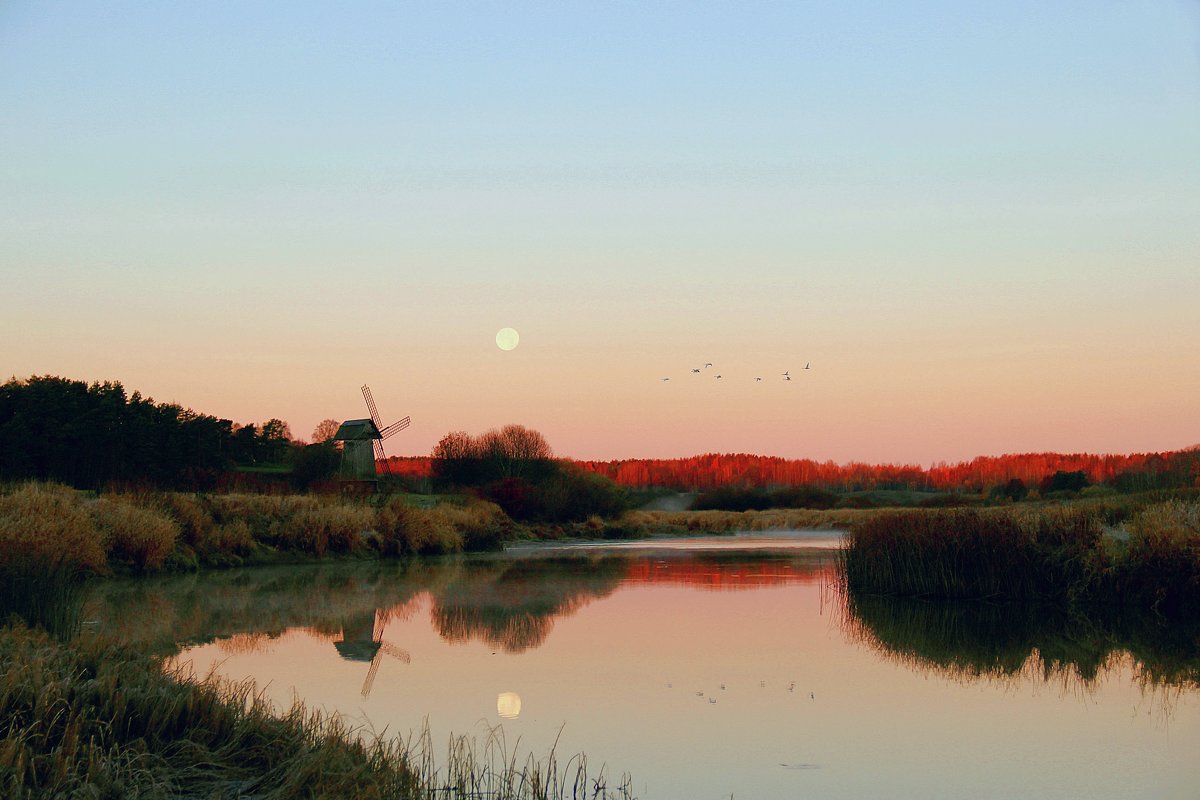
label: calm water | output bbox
[83,532,1200,799]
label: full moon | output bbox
[495,327,519,351]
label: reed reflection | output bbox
[843,591,1200,689]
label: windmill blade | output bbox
[361,384,383,429]
[372,439,392,475]
[361,650,382,699]
[379,641,411,664]
[380,416,410,440]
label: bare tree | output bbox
[499,424,552,463]
[312,418,341,444]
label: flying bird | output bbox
[782,371,789,377]
[754,377,763,382]
[715,374,722,379]
[804,363,811,370]
[784,375,792,381]
[691,368,701,373]
[704,362,713,368]
[661,377,670,381]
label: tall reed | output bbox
[841,508,1108,602]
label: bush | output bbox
[538,467,629,523]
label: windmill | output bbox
[361,384,410,475]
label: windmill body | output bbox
[333,385,410,479]
[332,418,383,479]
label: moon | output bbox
[495,327,520,351]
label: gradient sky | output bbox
[3,1,1198,464]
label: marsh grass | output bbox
[625,506,878,535]
[841,508,1110,602]
[0,482,508,576]
[1112,500,1200,616]
[0,622,421,799]
[402,723,635,800]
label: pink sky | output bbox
[3,3,1197,464]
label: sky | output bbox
[3,1,1199,465]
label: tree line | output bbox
[0,376,304,490]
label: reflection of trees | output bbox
[85,549,844,659]
[624,551,835,590]
[843,591,1200,689]
[429,557,628,652]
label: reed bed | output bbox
[841,503,1200,616]
[1112,500,1200,616]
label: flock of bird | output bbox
[660,362,810,382]
[665,678,816,705]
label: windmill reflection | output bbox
[333,608,411,698]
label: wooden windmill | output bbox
[333,385,410,478]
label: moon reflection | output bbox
[497,691,522,719]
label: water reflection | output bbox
[76,540,1200,800]
[83,547,833,658]
[843,591,1200,689]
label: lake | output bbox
[82,531,1200,799]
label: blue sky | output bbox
[3,1,1198,462]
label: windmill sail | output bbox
[361,385,409,476]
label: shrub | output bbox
[538,467,629,523]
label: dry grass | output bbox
[0,483,107,573]
[625,506,882,534]
[0,482,511,577]
[94,497,180,571]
